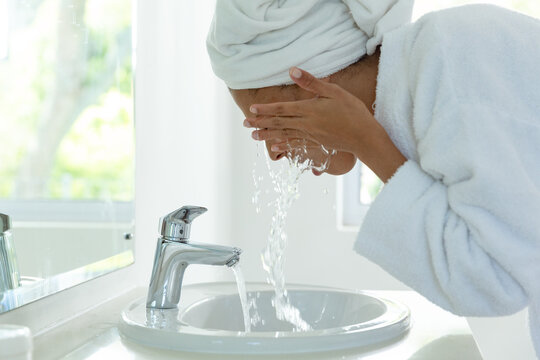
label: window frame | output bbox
[337,160,371,232]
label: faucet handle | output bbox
[159,206,207,241]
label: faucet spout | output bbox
[146,206,242,310]
[146,239,242,309]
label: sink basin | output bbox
[120,282,410,354]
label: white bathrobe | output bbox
[355,4,540,356]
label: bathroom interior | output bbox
[0,0,538,359]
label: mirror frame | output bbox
[0,250,133,313]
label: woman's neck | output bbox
[330,50,380,115]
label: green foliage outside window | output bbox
[0,0,133,201]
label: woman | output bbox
[207,0,540,356]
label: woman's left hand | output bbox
[244,67,379,158]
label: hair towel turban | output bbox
[207,0,414,89]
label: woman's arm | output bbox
[355,106,532,317]
[350,124,406,182]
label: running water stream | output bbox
[232,265,251,332]
[260,154,313,331]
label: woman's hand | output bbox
[244,67,407,182]
[245,67,377,157]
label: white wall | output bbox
[134,0,236,286]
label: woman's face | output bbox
[230,85,314,161]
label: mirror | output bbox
[0,0,134,313]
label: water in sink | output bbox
[180,289,387,333]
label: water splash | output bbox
[256,143,335,331]
[252,168,263,214]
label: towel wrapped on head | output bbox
[207,0,414,89]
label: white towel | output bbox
[355,4,540,357]
[206,0,414,89]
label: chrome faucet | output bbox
[146,206,242,309]
[0,213,21,293]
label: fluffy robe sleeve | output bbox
[355,6,540,319]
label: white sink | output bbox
[120,282,410,354]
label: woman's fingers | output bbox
[288,67,341,98]
[249,98,314,117]
[270,139,321,152]
[251,128,308,142]
[248,68,339,116]
[244,116,304,130]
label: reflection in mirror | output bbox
[0,0,134,313]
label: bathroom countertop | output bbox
[35,287,483,360]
